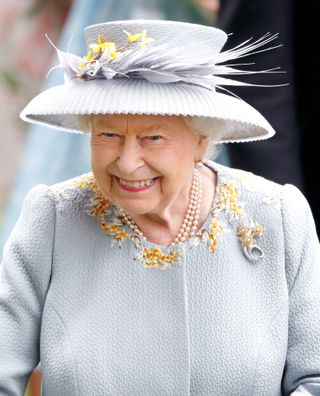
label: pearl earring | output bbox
[195,160,203,169]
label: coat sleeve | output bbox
[0,184,54,395]
[280,184,320,396]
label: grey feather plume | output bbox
[46,31,286,91]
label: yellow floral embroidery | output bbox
[50,173,100,203]
[232,169,282,211]
[136,247,181,270]
[59,174,114,217]
[208,218,223,252]
[216,182,245,219]
[194,217,223,253]
[58,174,180,267]
[192,180,244,253]
[50,164,267,268]
[90,196,111,217]
[190,160,266,261]
[101,222,130,241]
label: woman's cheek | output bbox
[92,145,118,168]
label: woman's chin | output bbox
[113,197,158,216]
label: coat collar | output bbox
[50,159,282,269]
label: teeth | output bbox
[118,177,156,188]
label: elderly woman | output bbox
[1,20,320,395]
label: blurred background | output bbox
[0,0,318,394]
[0,0,70,228]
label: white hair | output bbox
[183,116,225,160]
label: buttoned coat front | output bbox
[1,161,320,395]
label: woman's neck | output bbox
[131,165,217,246]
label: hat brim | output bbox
[20,78,275,143]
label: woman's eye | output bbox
[146,135,163,142]
[100,132,120,138]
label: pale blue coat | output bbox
[1,160,320,395]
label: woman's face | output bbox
[91,114,208,216]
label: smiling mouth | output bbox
[114,176,159,192]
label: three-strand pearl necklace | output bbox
[117,164,202,246]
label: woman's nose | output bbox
[116,137,145,175]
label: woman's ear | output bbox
[195,134,209,161]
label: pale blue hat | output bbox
[20,19,280,143]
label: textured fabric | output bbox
[1,161,320,395]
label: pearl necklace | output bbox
[117,165,202,247]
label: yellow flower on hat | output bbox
[139,29,155,48]
[123,29,154,47]
[123,29,142,43]
[84,53,92,62]
[89,35,118,58]
[76,28,155,81]
[105,42,118,59]
[89,35,107,51]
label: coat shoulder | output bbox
[220,163,283,194]
[217,163,311,220]
[47,172,110,216]
[48,172,97,201]
[208,160,284,213]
